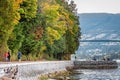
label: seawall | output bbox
[74,60,118,69]
[0,61,73,80]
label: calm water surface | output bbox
[69,63,120,80]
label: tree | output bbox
[19,0,37,21]
[0,0,22,60]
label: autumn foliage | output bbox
[0,0,80,61]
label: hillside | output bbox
[77,13,120,59]
[0,0,80,60]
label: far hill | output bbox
[76,13,120,59]
[79,13,120,34]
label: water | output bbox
[69,63,120,80]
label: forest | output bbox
[0,0,80,61]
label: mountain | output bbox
[76,13,120,59]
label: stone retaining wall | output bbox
[0,61,73,80]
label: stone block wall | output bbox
[0,61,73,80]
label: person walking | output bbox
[4,52,8,62]
[7,51,11,62]
[17,51,22,62]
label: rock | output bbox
[0,66,18,80]
[0,76,15,80]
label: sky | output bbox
[72,0,120,13]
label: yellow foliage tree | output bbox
[39,1,71,44]
[20,0,37,20]
[0,0,22,58]
[46,27,60,44]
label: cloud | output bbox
[81,34,96,40]
[107,34,118,39]
[83,33,106,40]
[73,0,120,13]
[95,34,106,39]
[87,37,96,40]
[81,34,92,39]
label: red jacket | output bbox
[4,52,8,58]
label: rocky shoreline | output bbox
[0,66,18,80]
[39,69,71,80]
